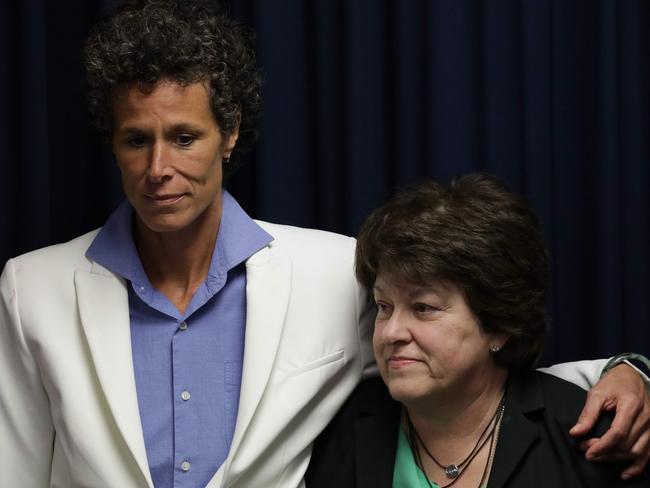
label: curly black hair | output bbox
[356,173,550,370]
[84,0,262,174]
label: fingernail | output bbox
[621,473,631,480]
[571,423,583,432]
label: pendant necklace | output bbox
[406,394,506,487]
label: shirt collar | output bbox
[204,190,273,293]
[86,190,272,289]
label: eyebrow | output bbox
[114,127,145,136]
[167,123,205,134]
[373,282,449,300]
[115,123,206,136]
[374,283,433,295]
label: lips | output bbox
[387,356,420,368]
[146,193,186,206]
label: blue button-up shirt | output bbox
[87,191,272,488]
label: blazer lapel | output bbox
[206,243,292,487]
[488,411,539,487]
[75,265,153,488]
[487,376,542,488]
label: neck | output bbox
[134,203,221,314]
[404,366,508,488]
[406,366,508,447]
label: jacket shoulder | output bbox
[516,371,648,487]
[2,229,101,303]
[532,370,626,437]
[254,222,359,290]
[6,229,100,273]
[255,221,356,257]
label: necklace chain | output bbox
[406,395,506,488]
[479,404,504,487]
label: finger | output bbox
[579,438,598,452]
[620,412,650,453]
[585,451,635,462]
[629,428,650,460]
[621,456,649,481]
[585,398,639,457]
[570,390,607,437]
[589,410,648,453]
[583,427,650,461]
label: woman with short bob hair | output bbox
[307,174,648,488]
[356,173,549,372]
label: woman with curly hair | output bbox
[0,1,376,486]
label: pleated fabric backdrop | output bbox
[1,0,648,364]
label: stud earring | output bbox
[223,156,230,165]
[490,344,501,353]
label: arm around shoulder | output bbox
[541,357,650,479]
[538,358,609,390]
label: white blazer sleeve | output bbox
[0,259,54,487]
[538,359,610,390]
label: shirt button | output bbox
[181,390,191,401]
[179,321,188,331]
[181,461,191,472]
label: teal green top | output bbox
[392,428,488,488]
[393,428,440,488]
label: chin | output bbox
[386,380,432,405]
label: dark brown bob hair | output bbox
[356,173,550,370]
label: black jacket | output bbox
[306,371,649,487]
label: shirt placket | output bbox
[173,317,194,486]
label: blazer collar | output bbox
[487,373,544,488]
[75,262,154,488]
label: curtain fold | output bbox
[1,0,648,362]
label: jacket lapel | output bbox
[206,243,292,487]
[488,411,539,487]
[75,264,153,488]
[487,376,542,488]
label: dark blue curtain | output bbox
[1,0,649,364]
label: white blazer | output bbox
[0,222,376,488]
[0,220,613,487]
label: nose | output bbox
[147,141,174,183]
[379,309,412,345]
